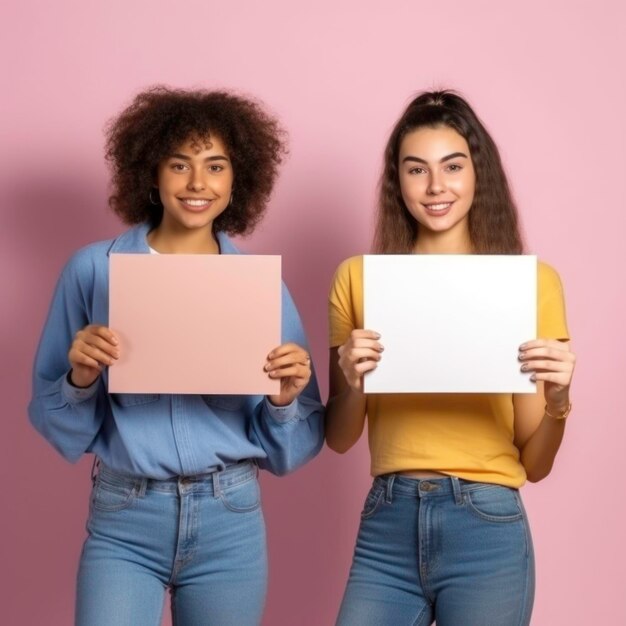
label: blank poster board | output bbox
[363,255,537,394]
[108,254,281,395]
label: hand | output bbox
[68,325,120,388]
[337,329,384,393]
[518,339,576,413]
[265,343,312,407]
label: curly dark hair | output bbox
[105,86,287,235]
[374,90,524,254]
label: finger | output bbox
[520,360,572,373]
[79,334,121,359]
[267,343,311,360]
[265,351,310,371]
[354,360,378,375]
[342,348,383,364]
[267,364,309,379]
[84,325,120,346]
[350,329,381,340]
[68,350,104,371]
[519,347,575,362]
[350,338,384,351]
[519,338,569,351]
[74,341,117,366]
[532,372,572,384]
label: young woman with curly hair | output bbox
[29,86,324,626]
[326,91,575,625]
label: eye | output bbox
[408,167,427,175]
[209,164,224,173]
[445,163,463,172]
[170,162,188,172]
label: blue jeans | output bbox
[337,475,534,626]
[76,460,267,626]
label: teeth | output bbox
[183,199,210,207]
[426,203,451,211]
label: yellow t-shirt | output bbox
[328,256,569,488]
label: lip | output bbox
[178,197,214,213]
[423,201,454,217]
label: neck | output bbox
[147,222,220,254]
[414,227,472,255]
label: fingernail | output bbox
[519,343,527,350]
[520,364,528,371]
[375,333,381,339]
[518,353,524,361]
[530,374,536,381]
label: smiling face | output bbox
[399,125,476,249]
[155,135,234,233]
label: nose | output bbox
[187,167,206,192]
[427,171,445,195]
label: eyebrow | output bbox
[170,153,230,162]
[402,152,469,165]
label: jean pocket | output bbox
[465,485,523,523]
[202,395,246,412]
[112,393,160,407]
[361,485,384,520]
[91,476,136,512]
[220,477,261,513]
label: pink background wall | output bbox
[2,1,624,624]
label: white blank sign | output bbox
[363,255,537,394]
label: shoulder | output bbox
[537,260,564,295]
[61,239,114,280]
[60,225,144,285]
[331,255,363,287]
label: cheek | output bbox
[156,169,175,191]
[399,176,423,202]
[449,174,475,202]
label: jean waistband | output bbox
[94,459,258,496]
[373,474,515,505]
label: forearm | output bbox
[250,395,324,476]
[29,371,104,462]
[519,412,567,482]
[325,387,367,453]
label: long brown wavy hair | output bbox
[373,90,523,254]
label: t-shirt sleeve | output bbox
[328,257,360,348]
[537,262,569,340]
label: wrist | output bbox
[545,402,572,420]
[68,369,98,389]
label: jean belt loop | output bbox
[90,456,100,486]
[451,476,463,505]
[385,474,395,504]
[212,469,221,499]
[135,476,148,498]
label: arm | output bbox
[513,339,576,482]
[325,330,383,453]
[248,367,324,476]
[28,256,113,462]
[247,285,324,476]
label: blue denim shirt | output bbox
[28,224,324,478]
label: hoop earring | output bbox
[229,191,234,206]
[149,189,160,205]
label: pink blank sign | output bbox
[108,254,281,395]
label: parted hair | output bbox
[374,90,523,254]
[105,86,287,235]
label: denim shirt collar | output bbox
[106,223,241,255]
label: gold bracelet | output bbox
[545,403,572,420]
